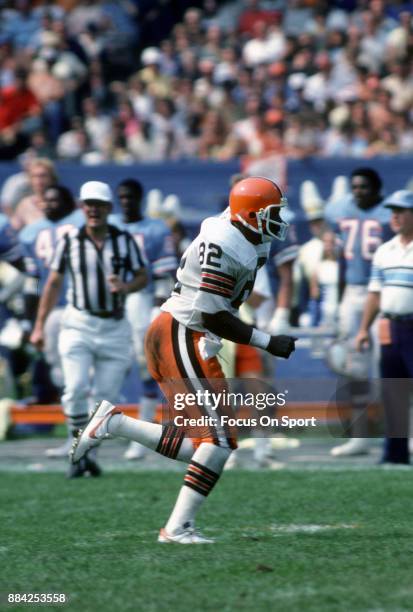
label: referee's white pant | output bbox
[58,305,133,422]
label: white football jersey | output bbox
[162,216,270,331]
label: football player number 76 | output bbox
[340,219,382,260]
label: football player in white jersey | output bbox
[71,177,296,544]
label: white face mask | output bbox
[257,197,289,241]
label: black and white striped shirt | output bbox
[51,224,145,316]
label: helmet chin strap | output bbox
[235,207,288,241]
[235,213,261,234]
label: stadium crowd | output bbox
[0,0,413,164]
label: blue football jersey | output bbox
[325,194,393,285]
[19,209,85,304]
[109,214,177,292]
[0,213,22,263]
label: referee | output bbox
[356,190,413,464]
[30,181,147,477]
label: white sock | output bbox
[165,443,231,534]
[108,413,194,461]
[125,396,159,456]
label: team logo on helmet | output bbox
[229,177,289,241]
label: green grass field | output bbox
[1,469,413,612]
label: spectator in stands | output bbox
[2,0,41,51]
[302,51,334,113]
[197,109,232,160]
[82,96,112,156]
[27,55,66,138]
[238,0,281,36]
[385,10,412,59]
[242,20,285,67]
[0,0,412,162]
[381,60,413,113]
[183,7,204,45]
[27,129,54,159]
[0,68,42,160]
[137,47,172,99]
[284,115,320,159]
[365,126,400,158]
[0,156,32,215]
[56,115,90,161]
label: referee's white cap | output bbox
[79,181,113,203]
[384,190,413,209]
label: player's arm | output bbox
[108,268,148,295]
[202,310,296,359]
[30,270,64,350]
[354,291,380,351]
[354,249,383,351]
[277,260,294,308]
[194,243,296,358]
[108,232,148,294]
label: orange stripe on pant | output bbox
[144,311,237,450]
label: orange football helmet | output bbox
[229,176,289,240]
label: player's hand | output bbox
[107,274,127,294]
[267,334,297,358]
[30,327,44,351]
[355,330,370,352]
